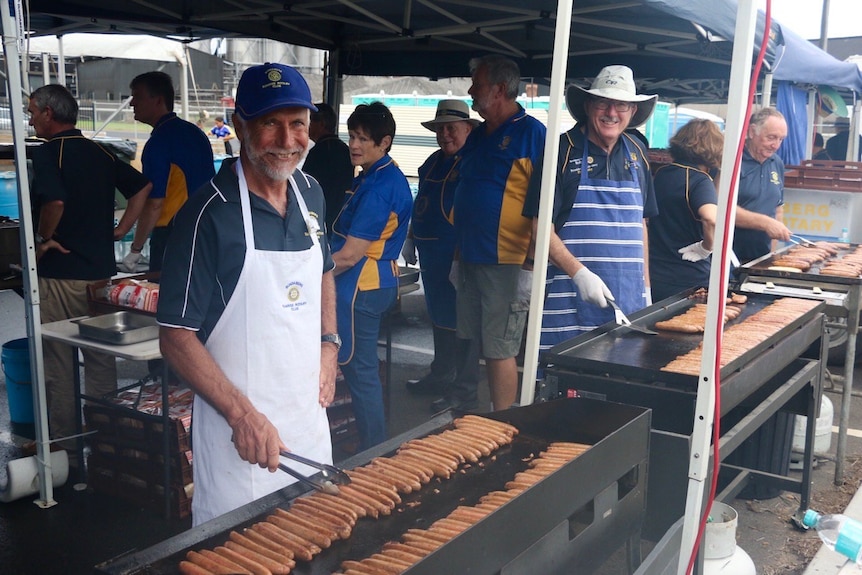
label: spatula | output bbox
[607,298,658,335]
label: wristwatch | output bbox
[35,233,46,245]
[321,333,342,350]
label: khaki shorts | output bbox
[455,263,528,359]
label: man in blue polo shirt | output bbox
[156,63,336,526]
[121,71,214,273]
[451,55,546,412]
[733,107,792,263]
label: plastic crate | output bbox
[88,453,193,519]
[88,442,193,485]
[84,404,191,453]
[785,160,862,192]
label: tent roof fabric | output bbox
[24,0,862,101]
[26,33,198,62]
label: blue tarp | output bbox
[776,82,809,166]
[646,0,862,95]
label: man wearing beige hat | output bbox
[402,100,481,412]
[524,64,658,350]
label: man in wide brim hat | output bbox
[565,64,657,128]
[420,99,480,130]
[404,98,481,413]
[522,64,659,351]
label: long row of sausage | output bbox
[178,415,531,575]
[660,297,820,375]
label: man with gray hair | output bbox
[27,84,151,456]
[450,55,546,411]
[734,107,792,263]
[157,63,336,525]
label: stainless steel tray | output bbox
[73,312,158,345]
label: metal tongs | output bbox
[789,234,818,248]
[278,450,351,495]
[607,298,658,335]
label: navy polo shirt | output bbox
[157,158,334,342]
[32,129,150,280]
[733,148,784,263]
[648,162,717,292]
[524,127,658,229]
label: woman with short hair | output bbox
[330,102,413,449]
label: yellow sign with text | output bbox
[782,201,836,235]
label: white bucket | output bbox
[792,395,834,455]
[703,502,757,575]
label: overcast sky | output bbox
[763,0,860,40]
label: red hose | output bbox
[684,2,772,573]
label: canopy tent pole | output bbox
[1,0,56,508]
[762,72,773,106]
[806,88,816,160]
[517,0,572,407]
[676,0,759,572]
[834,97,862,484]
[41,52,49,86]
[56,35,65,86]
[179,48,189,121]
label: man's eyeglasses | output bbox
[591,99,634,113]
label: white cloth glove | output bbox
[401,237,417,265]
[449,261,460,291]
[572,267,613,308]
[121,250,143,273]
[678,240,712,262]
[517,269,532,302]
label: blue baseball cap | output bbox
[234,63,318,120]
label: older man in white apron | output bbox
[157,63,337,526]
[524,65,659,351]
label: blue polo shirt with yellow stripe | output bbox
[453,106,546,264]
[142,112,214,227]
[331,154,412,290]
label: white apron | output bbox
[191,161,332,526]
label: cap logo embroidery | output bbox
[263,68,290,89]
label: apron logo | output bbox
[283,281,308,310]
[499,136,511,151]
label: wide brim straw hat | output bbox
[565,65,658,128]
[421,99,481,131]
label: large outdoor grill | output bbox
[97,398,650,575]
[736,244,862,482]
[540,290,826,539]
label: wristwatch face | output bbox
[321,333,342,349]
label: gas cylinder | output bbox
[703,502,757,575]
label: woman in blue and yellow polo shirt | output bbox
[331,102,412,449]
